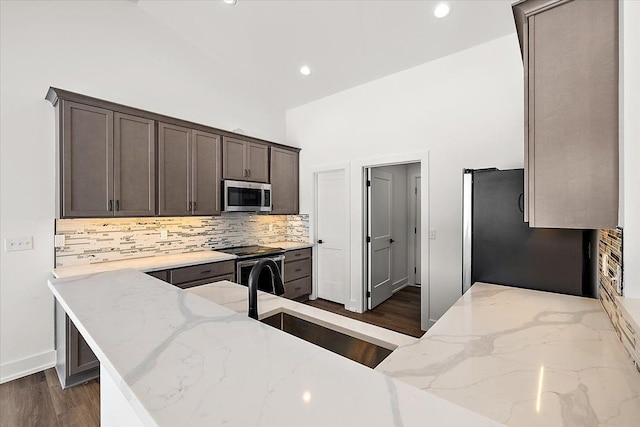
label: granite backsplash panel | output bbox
[598,228,639,369]
[55,214,309,267]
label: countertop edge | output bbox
[51,251,238,278]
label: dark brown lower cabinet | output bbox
[146,260,236,289]
[283,248,312,301]
[54,301,99,389]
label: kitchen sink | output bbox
[261,312,393,368]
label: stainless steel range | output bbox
[215,245,285,290]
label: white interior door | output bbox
[415,177,422,284]
[368,169,393,309]
[316,170,347,304]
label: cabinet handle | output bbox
[295,268,302,272]
[244,169,248,177]
[390,238,395,244]
[108,200,113,212]
[295,287,301,291]
[115,200,120,211]
[248,169,251,177]
[193,201,197,211]
[294,253,301,257]
[200,270,212,274]
[188,202,192,211]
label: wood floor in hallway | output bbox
[0,369,99,427]
[305,285,424,338]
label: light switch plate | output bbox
[4,236,33,252]
[429,229,436,240]
[160,230,168,240]
[54,234,66,247]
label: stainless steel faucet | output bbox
[247,259,285,320]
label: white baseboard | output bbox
[391,277,409,293]
[0,350,56,384]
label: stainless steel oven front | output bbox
[236,254,285,288]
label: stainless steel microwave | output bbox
[223,180,272,212]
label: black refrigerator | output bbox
[462,168,596,297]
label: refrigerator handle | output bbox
[518,193,525,214]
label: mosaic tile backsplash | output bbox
[55,214,309,267]
[598,228,639,369]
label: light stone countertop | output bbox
[51,251,237,278]
[376,282,640,427]
[263,241,313,251]
[188,280,417,351]
[47,270,501,427]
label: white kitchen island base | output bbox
[101,365,145,427]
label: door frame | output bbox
[310,163,351,301]
[355,152,430,331]
[408,173,421,286]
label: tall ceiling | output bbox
[136,0,516,110]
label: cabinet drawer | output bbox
[285,248,311,262]
[284,258,311,282]
[170,260,235,285]
[146,270,169,282]
[283,276,312,300]
[175,273,236,290]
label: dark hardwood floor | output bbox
[305,285,424,338]
[0,369,99,427]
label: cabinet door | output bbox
[222,137,247,181]
[247,142,270,183]
[192,130,222,216]
[67,316,99,376]
[524,0,618,228]
[61,101,114,217]
[158,122,191,216]
[113,113,155,217]
[270,147,299,214]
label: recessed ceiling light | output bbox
[223,0,237,5]
[433,2,451,18]
[299,65,311,76]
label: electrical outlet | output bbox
[54,234,66,247]
[4,236,33,252]
[160,230,168,240]
[429,229,436,240]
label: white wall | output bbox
[0,1,285,383]
[372,165,409,291]
[287,34,524,323]
[622,1,640,298]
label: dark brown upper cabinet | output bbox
[270,147,299,214]
[59,101,154,218]
[222,136,269,183]
[47,88,299,219]
[158,123,222,216]
[513,0,618,229]
[114,113,156,217]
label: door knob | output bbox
[390,238,395,244]
[318,240,324,244]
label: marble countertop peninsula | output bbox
[47,270,500,427]
[51,251,236,278]
[376,283,640,427]
[263,241,313,251]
